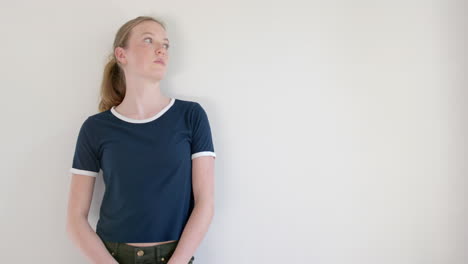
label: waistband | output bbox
[101,239,195,263]
[103,240,179,255]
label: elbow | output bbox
[65,213,87,238]
[65,216,76,239]
[207,203,215,219]
[194,201,214,217]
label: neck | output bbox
[116,75,170,118]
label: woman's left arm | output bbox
[168,156,215,264]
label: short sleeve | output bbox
[69,117,101,177]
[190,103,216,160]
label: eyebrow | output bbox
[141,32,169,42]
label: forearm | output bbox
[66,216,118,264]
[168,204,214,264]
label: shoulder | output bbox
[88,110,111,121]
[80,110,111,131]
[174,98,201,109]
[174,98,206,115]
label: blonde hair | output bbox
[98,16,167,112]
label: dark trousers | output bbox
[99,236,195,264]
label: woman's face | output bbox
[115,20,170,81]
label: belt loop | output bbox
[114,242,120,255]
[110,241,118,256]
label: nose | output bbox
[155,45,167,56]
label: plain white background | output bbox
[0,0,466,263]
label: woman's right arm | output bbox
[66,173,118,264]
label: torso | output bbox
[125,240,177,246]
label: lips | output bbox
[154,59,165,65]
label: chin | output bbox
[147,73,166,82]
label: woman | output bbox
[66,16,216,264]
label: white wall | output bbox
[0,0,466,263]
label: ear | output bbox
[114,47,127,65]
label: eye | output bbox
[144,37,170,49]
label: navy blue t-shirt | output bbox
[69,97,216,243]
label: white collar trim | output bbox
[110,97,175,124]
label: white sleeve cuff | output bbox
[70,168,99,177]
[191,151,216,159]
